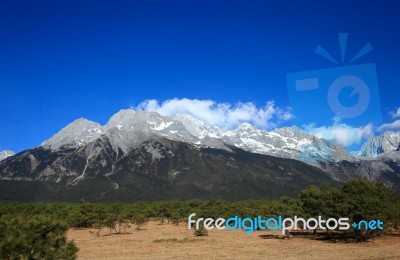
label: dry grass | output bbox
[68,221,400,259]
[153,237,206,243]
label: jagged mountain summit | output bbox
[0,150,15,161]
[223,124,351,163]
[359,131,400,157]
[40,109,353,163]
[41,118,104,150]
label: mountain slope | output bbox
[0,136,339,201]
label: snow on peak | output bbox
[0,150,15,161]
[173,113,224,139]
[359,131,400,157]
[39,109,354,163]
[42,118,104,149]
[237,122,256,131]
[106,109,174,131]
[106,109,136,129]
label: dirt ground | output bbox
[67,221,400,260]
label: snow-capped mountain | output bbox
[1,109,400,201]
[223,124,351,162]
[92,110,211,154]
[41,118,104,149]
[0,150,15,161]
[41,109,353,163]
[359,131,400,157]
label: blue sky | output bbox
[1,0,399,152]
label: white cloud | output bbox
[376,107,400,131]
[391,107,400,119]
[136,98,293,129]
[378,119,400,131]
[304,122,374,147]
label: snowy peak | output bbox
[226,124,351,162]
[274,126,303,137]
[173,113,224,139]
[231,123,262,138]
[237,122,257,132]
[106,109,137,130]
[42,118,104,149]
[359,131,400,157]
[103,109,182,153]
[0,150,15,161]
[106,109,175,131]
[40,109,354,163]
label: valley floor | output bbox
[68,221,400,260]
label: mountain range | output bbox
[1,109,399,201]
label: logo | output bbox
[286,33,382,157]
[188,213,384,235]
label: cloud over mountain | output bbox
[136,98,293,130]
[378,107,400,132]
[304,122,374,147]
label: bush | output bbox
[131,214,148,230]
[194,225,208,236]
[301,178,400,241]
[0,215,78,259]
[342,178,396,241]
[170,211,181,226]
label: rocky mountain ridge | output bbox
[40,109,355,163]
[1,109,399,201]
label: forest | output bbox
[1,178,399,259]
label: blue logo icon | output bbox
[286,33,382,129]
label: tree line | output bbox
[0,178,400,258]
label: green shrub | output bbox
[131,213,148,230]
[194,225,208,236]
[0,215,78,259]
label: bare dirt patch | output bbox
[68,221,400,259]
